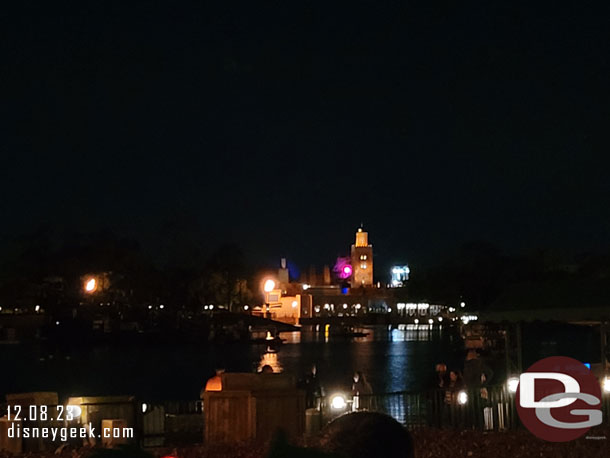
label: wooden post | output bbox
[601,322,607,371]
[504,328,511,377]
[516,323,523,373]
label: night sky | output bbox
[2,2,609,274]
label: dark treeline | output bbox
[408,241,610,310]
[1,231,609,313]
[0,229,256,313]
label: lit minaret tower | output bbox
[350,226,373,286]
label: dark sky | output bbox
[2,2,609,274]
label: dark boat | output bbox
[249,329,285,346]
[249,336,285,345]
[330,326,369,338]
[332,331,369,338]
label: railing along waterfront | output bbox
[141,400,203,446]
[5,385,610,451]
[322,385,610,431]
[322,385,517,431]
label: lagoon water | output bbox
[1,326,466,401]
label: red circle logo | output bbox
[516,356,602,442]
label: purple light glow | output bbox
[334,256,353,279]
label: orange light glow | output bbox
[85,278,97,293]
[263,279,275,292]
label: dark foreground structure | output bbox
[3,425,609,458]
[315,412,414,458]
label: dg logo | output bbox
[516,356,603,442]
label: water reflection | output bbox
[290,325,442,343]
[257,350,283,373]
[281,332,301,344]
[1,325,463,399]
[271,325,463,394]
[390,325,439,341]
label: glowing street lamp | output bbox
[330,393,347,410]
[263,279,276,293]
[507,377,519,393]
[262,279,276,319]
[84,278,97,293]
[457,390,468,405]
[603,377,610,393]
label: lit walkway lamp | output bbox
[263,279,275,319]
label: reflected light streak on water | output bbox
[257,350,283,373]
[273,325,463,394]
[0,325,464,400]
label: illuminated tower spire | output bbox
[350,226,373,286]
